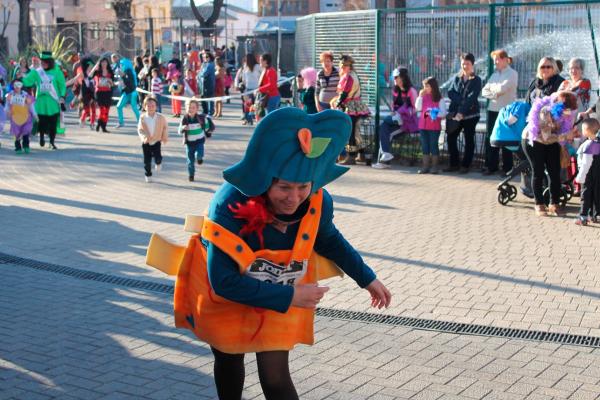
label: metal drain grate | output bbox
[0,252,173,294]
[2,252,600,348]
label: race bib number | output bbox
[11,94,26,106]
[246,258,307,286]
[40,81,53,93]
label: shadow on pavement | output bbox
[363,251,600,300]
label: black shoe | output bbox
[197,159,203,165]
[101,121,110,133]
[442,165,459,172]
[96,122,100,132]
[39,136,45,147]
[51,143,57,150]
[188,176,194,182]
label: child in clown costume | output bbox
[145,107,392,399]
[22,51,66,150]
[5,80,37,153]
[115,58,140,128]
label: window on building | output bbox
[105,24,116,40]
[89,23,99,40]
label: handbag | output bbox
[445,113,461,135]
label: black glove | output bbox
[336,92,348,109]
[60,98,67,112]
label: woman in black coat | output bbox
[444,53,482,173]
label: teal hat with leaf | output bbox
[40,51,53,60]
[223,108,352,196]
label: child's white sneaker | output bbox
[145,176,152,183]
[380,152,394,162]
[155,164,162,172]
[372,162,391,169]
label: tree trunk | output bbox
[190,0,223,44]
[112,0,135,59]
[18,0,31,53]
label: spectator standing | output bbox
[481,49,518,175]
[415,76,447,174]
[240,54,261,125]
[257,53,280,115]
[520,56,565,197]
[315,51,340,112]
[444,52,482,174]
[298,67,318,114]
[198,52,216,116]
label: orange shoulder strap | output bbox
[202,219,255,273]
[291,189,323,261]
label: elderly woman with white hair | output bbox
[559,58,592,115]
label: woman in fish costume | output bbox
[146,107,392,400]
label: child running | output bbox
[574,118,600,225]
[138,96,168,183]
[415,76,447,174]
[5,80,37,154]
[178,98,215,182]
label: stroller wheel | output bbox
[507,185,517,201]
[542,188,551,206]
[498,190,510,205]
[560,189,569,208]
[563,182,574,201]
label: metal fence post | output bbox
[179,18,184,60]
[487,4,496,79]
[78,22,84,53]
[148,17,155,53]
[374,9,381,163]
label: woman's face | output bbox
[493,56,508,71]
[461,59,474,75]
[101,59,108,69]
[569,62,582,81]
[539,60,554,80]
[20,59,27,68]
[394,76,402,87]
[424,83,431,93]
[266,180,312,215]
[260,58,268,68]
[322,58,333,70]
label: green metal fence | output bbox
[295,1,600,165]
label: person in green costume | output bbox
[22,51,66,150]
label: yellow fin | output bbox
[312,253,344,281]
[146,233,186,276]
[184,214,205,233]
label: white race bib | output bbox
[246,258,307,286]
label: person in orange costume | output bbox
[147,107,391,400]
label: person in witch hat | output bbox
[22,51,66,149]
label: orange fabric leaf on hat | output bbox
[298,128,312,155]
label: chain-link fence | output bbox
[295,1,600,165]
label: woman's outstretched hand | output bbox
[366,279,392,309]
[291,283,329,309]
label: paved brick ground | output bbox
[1,103,600,399]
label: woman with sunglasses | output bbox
[519,57,565,198]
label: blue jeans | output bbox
[117,91,141,125]
[420,130,441,156]
[379,115,402,154]
[266,95,281,114]
[186,138,205,177]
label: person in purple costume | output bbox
[5,80,37,154]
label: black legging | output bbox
[446,117,479,168]
[211,347,298,400]
[522,140,562,205]
[38,113,59,146]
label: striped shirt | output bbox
[316,67,340,104]
[151,77,163,95]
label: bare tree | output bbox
[111,0,135,58]
[190,0,224,46]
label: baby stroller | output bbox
[491,101,576,206]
